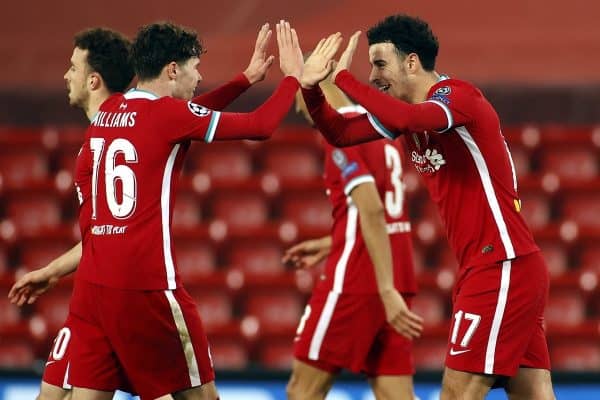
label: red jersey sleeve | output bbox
[425,79,478,133]
[158,76,299,143]
[333,70,450,138]
[191,73,251,110]
[326,143,375,195]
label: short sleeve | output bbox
[327,145,375,196]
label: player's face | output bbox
[294,90,313,125]
[64,47,91,108]
[368,43,412,103]
[173,57,202,100]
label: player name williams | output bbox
[91,111,137,128]
[91,224,128,235]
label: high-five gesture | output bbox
[301,32,343,89]
[243,23,275,84]
[276,20,303,79]
[332,30,361,81]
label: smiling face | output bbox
[368,42,415,103]
[64,47,91,109]
[172,57,202,100]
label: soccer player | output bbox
[8,23,282,400]
[300,15,555,400]
[282,74,422,399]
[65,21,303,400]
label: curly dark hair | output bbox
[367,15,439,71]
[130,22,204,81]
[74,28,134,93]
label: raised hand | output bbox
[332,30,361,81]
[276,20,303,79]
[282,236,331,269]
[380,289,424,340]
[243,23,275,84]
[8,268,59,306]
[301,32,342,89]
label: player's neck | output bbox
[86,92,110,121]
[136,79,170,99]
[412,70,442,103]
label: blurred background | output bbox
[0,0,599,399]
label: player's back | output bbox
[80,90,191,290]
[321,135,416,295]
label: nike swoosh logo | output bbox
[449,348,471,356]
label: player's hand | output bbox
[300,32,342,89]
[8,267,59,306]
[380,289,424,340]
[276,20,303,80]
[243,23,275,84]
[282,237,331,269]
[332,30,361,81]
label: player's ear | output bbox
[166,61,178,80]
[406,53,419,73]
[89,72,102,91]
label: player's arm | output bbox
[166,21,302,143]
[350,182,423,339]
[8,242,81,306]
[302,84,382,146]
[192,23,274,110]
[282,235,332,269]
[334,70,450,134]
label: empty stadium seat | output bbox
[263,145,321,182]
[551,341,600,371]
[0,297,22,329]
[172,192,202,230]
[208,339,249,370]
[545,290,586,327]
[187,289,233,331]
[188,144,253,182]
[224,239,285,277]
[561,193,600,229]
[413,338,447,370]
[257,339,294,370]
[538,240,569,277]
[243,291,303,334]
[35,288,72,332]
[411,291,447,327]
[540,147,598,181]
[210,191,269,230]
[0,339,35,368]
[578,244,600,274]
[0,150,48,188]
[5,193,62,236]
[17,239,74,269]
[174,241,216,279]
[519,192,552,230]
[280,191,332,233]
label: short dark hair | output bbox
[74,28,134,93]
[367,15,439,71]
[130,22,204,81]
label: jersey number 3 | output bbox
[384,144,405,218]
[90,138,138,219]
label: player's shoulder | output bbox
[428,76,483,102]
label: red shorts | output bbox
[42,319,74,389]
[68,279,215,400]
[294,289,414,376]
[446,251,550,377]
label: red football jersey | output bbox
[318,106,417,295]
[76,77,298,290]
[328,71,539,267]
